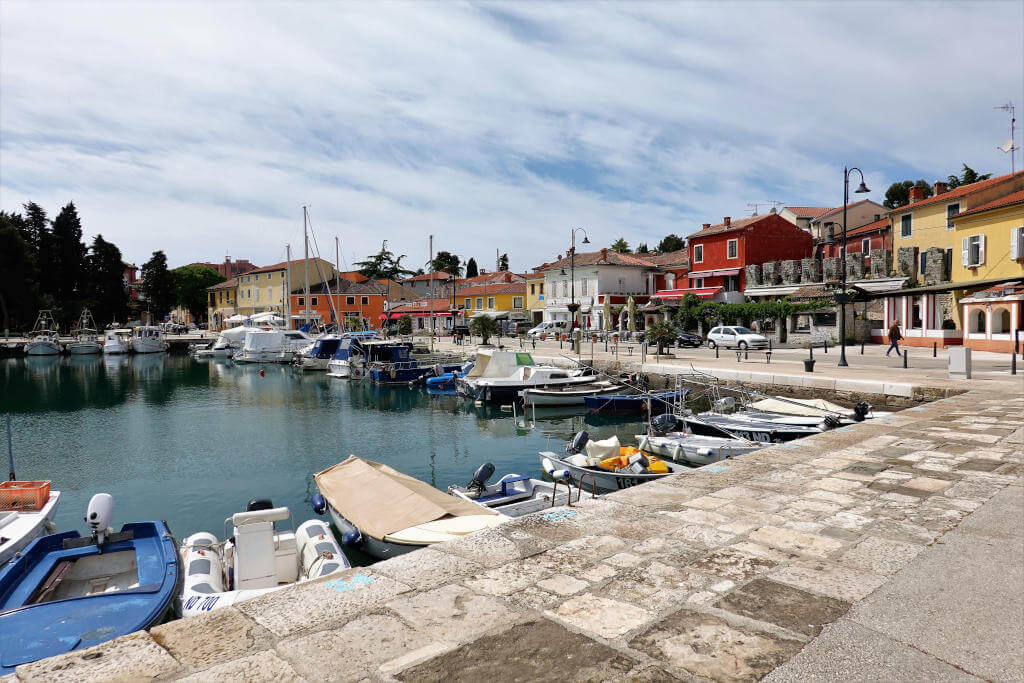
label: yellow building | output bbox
[235,258,337,320]
[524,273,546,324]
[456,282,528,324]
[206,278,238,330]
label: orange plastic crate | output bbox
[0,480,51,511]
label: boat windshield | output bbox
[515,353,535,366]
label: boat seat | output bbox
[500,475,533,497]
[233,519,278,590]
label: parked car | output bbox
[674,330,703,348]
[507,321,531,335]
[706,326,769,350]
[526,321,569,338]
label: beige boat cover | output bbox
[749,397,849,417]
[314,456,497,540]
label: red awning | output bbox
[654,287,723,300]
[378,311,454,319]
[687,268,741,278]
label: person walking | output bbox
[886,320,903,357]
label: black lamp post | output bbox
[560,228,590,332]
[828,166,870,367]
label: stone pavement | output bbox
[7,390,1022,682]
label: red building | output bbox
[818,217,891,269]
[685,213,813,294]
[194,256,259,280]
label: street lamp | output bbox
[828,166,870,367]
[560,228,590,332]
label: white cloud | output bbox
[1,1,1020,271]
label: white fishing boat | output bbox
[520,380,627,406]
[24,311,61,356]
[66,310,102,355]
[130,326,168,354]
[457,349,598,404]
[637,412,764,464]
[232,329,291,363]
[313,456,505,560]
[538,431,691,493]
[102,329,132,355]
[0,483,61,566]
[177,499,349,618]
[448,463,597,516]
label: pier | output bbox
[0,333,213,356]
[14,382,1021,681]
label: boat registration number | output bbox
[734,431,772,442]
[184,595,220,612]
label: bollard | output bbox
[933,341,937,358]
[823,339,828,354]
[1013,351,1017,375]
[715,345,719,359]
[903,350,908,369]
[809,344,814,359]
[861,340,865,355]
[1016,329,1021,357]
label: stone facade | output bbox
[745,264,762,288]
[845,252,865,281]
[923,247,947,285]
[801,258,821,284]
[762,261,781,285]
[897,246,919,280]
[822,257,840,282]
[780,260,802,285]
[870,249,892,279]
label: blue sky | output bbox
[1,1,1021,272]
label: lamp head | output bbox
[559,268,567,276]
[855,181,870,194]
[582,235,590,244]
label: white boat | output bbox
[746,397,883,422]
[193,325,257,358]
[448,463,597,516]
[313,456,505,560]
[538,432,692,493]
[102,329,132,355]
[520,380,627,406]
[66,310,102,355]
[636,412,764,464]
[24,310,61,356]
[233,329,290,363]
[0,486,61,566]
[130,326,168,354]
[177,500,349,618]
[458,349,598,403]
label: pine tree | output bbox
[354,241,415,280]
[636,243,649,254]
[22,203,53,300]
[88,235,130,326]
[141,250,176,321]
[610,238,631,254]
[50,202,87,324]
[0,212,42,332]
[430,251,463,276]
[656,234,685,253]
[465,257,479,278]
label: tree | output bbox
[0,212,42,332]
[354,241,415,280]
[657,234,685,253]
[469,314,497,345]
[883,179,932,209]
[465,257,479,278]
[396,314,413,335]
[50,202,87,323]
[636,243,649,254]
[610,238,631,253]
[172,264,225,323]
[498,253,509,271]
[645,320,676,353]
[430,251,462,276]
[88,235,130,326]
[141,250,176,321]
[946,163,991,189]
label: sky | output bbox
[2,1,1022,274]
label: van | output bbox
[526,321,569,339]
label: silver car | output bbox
[706,325,769,350]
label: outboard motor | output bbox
[85,493,114,545]
[311,493,328,515]
[651,412,681,436]
[246,498,274,512]
[465,462,496,499]
[820,414,843,431]
[566,430,590,455]
[852,401,872,422]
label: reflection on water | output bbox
[1,355,649,539]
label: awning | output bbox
[470,310,510,319]
[378,311,453,319]
[654,287,724,300]
[688,268,741,278]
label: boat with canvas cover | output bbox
[684,408,834,443]
[0,494,178,674]
[24,311,61,356]
[102,328,132,355]
[457,349,597,404]
[0,483,60,567]
[233,329,291,363]
[448,463,597,515]
[745,397,881,423]
[66,310,102,355]
[636,414,763,465]
[296,335,342,371]
[326,334,392,378]
[177,498,349,618]
[538,431,692,492]
[520,379,627,406]
[130,326,168,354]
[313,456,504,560]
[193,325,258,358]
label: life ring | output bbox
[352,368,361,377]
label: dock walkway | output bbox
[12,388,1022,681]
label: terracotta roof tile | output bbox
[206,278,237,291]
[952,188,1024,218]
[811,199,881,223]
[454,282,526,296]
[536,250,659,271]
[403,271,454,282]
[889,170,1024,214]
[687,214,771,238]
[784,206,834,219]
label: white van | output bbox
[526,321,569,339]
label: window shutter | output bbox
[978,234,985,266]
[1012,227,1023,260]
[961,237,970,266]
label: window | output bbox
[919,252,928,276]
[946,203,960,229]
[1012,227,1024,261]
[561,281,568,297]
[255,288,260,301]
[693,244,704,263]
[861,238,871,253]
[539,283,544,295]
[311,297,318,306]
[962,234,985,267]
[513,296,524,309]
[464,298,471,309]
[530,283,535,295]
[487,297,495,309]
[691,277,704,288]
[580,277,588,295]
[476,297,483,309]
[346,296,355,305]
[361,296,369,305]
[900,214,912,238]
[297,296,304,306]
[726,239,738,259]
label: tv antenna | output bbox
[746,200,784,216]
[995,102,1017,173]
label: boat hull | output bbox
[328,506,423,560]
[684,416,820,443]
[131,338,167,354]
[369,363,462,385]
[462,376,598,404]
[0,492,61,566]
[24,340,60,356]
[67,342,102,355]
[538,451,688,493]
[637,434,762,466]
[103,344,129,355]
[521,383,626,406]
[584,391,686,415]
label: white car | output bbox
[526,321,569,339]
[706,326,769,350]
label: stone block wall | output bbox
[762,261,781,285]
[801,258,821,283]
[923,246,947,285]
[822,257,840,282]
[897,246,918,280]
[780,259,802,285]
[745,264,762,288]
[870,249,892,278]
[846,252,865,281]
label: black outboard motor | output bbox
[465,462,495,498]
[246,498,274,512]
[651,412,681,436]
[821,414,843,431]
[852,401,872,422]
[566,430,590,455]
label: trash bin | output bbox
[803,359,816,373]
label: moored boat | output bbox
[102,329,132,355]
[538,431,692,492]
[0,482,61,566]
[130,326,168,354]
[583,389,687,415]
[66,310,102,355]
[521,379,627,406]
[448,463,597,516]
[457,349,597,404]
[24,311,61,356]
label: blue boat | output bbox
[0,498,179,674]
[363,343,462,385]
[425,361,475,389]
[583,389,688,415]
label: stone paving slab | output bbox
[10,389,1023,681]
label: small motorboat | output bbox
[295,335,342,371]
[177,498,349,618]
[24,310,61,356]
[538,431,692,493]
[637,413,763,465]
[130,326,168,354]
[102,329,132,355]
[747,396,877,421]
[521,379,627,407]
[66,310,102,355]
[0,494,179,674]
[583,389,687,415]
[448,463,597,516]
[424,361,474,390]
[0,482,61,566]
[313,456,505,560]
[457,349,598,404]
[684,412,832,444]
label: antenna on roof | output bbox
[746,201,784,216]
[995,101,1017,173]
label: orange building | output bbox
[288,278,418,330]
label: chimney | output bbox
[702,223,711,230]
[908,186,925,204]
[933,181,948,196]
[724,217,731,226]
[557,254,562,260]
[601,248,608,261]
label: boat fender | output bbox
[672,443,683,461]
[638,435,651,452]
[311,493,327,515]
[697,447,713,457]
[541,457,569,480]
[85,493,114,545]
[434,364,443,376]
[341,529,362,547]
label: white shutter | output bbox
[1012,227,1023,260]
[961,237,970,267]
[978,234,986,266]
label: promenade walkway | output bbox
[13,387,1021,681]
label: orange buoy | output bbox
[259,368,265,377]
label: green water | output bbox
[2,354,648,542]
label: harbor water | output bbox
[2,354,649,545]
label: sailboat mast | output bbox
[285,244,292,329]
[428,234,434,353]
[303,206,310,328]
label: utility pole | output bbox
[285,244,292,329]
